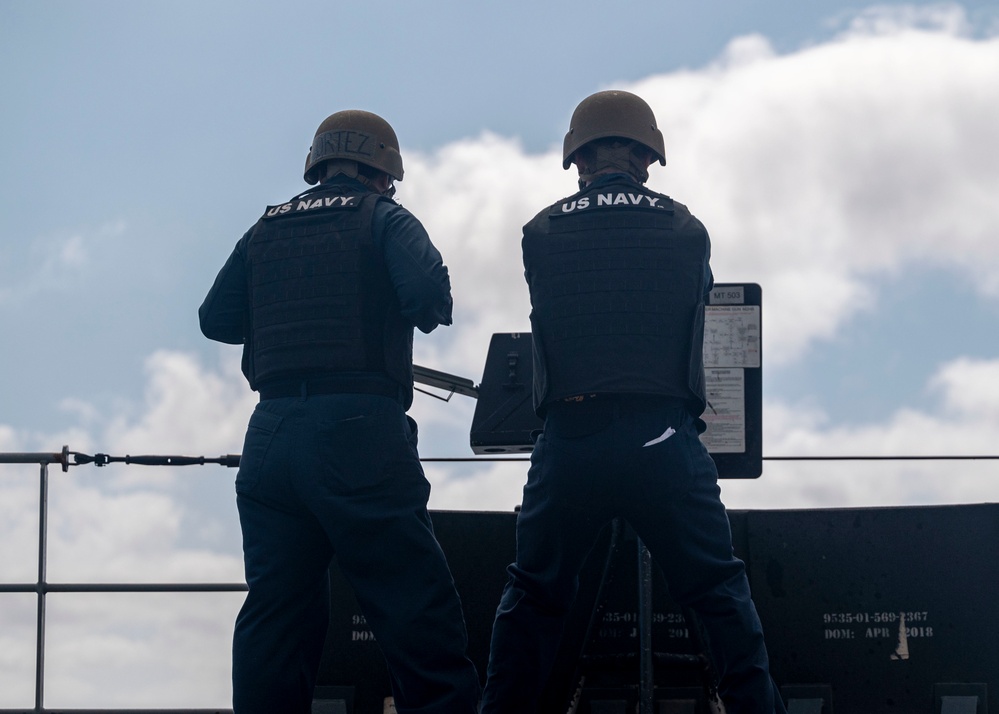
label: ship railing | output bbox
[2,447,998,714]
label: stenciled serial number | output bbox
[821,609,935,643]
[598,626,690,640]
[350,613,375,642]
[602,611,687,625]
[822,611,929,625]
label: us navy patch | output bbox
[263,195,359,218]
[552,191,673,215]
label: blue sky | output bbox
[2,0,999,707]
[2,0,998,435]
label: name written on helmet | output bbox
[558,193,664,214]
[264,195,358,218]
[312,130,375,162]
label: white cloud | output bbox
[0,424,15,450]
[425,458,529,514]
[398,14,999,367]
[0,594,36,707]
[0,467,39,583]
[0,350,248,708]
[840,3,974,37]
[42,592,243,709]
[722,357,999,510]
[4,8,999,708]
[627,9,999,361]
[929,356,999,418]
[403,133,559,377]
[0,220,127,306]
[400,2,999,515]
[105,348,255,456]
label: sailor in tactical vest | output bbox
[199,110,480,714]
[480,91,786,714]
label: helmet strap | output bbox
[577,140,650,186]
[320,160,396,197]
[320,160,359,181]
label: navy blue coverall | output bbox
[480,174,785,714]
[200,176,480,714]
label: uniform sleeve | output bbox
[703,230,715,296]
[682,208,714,297]
[375,202,453,334]
[198,231,251,345]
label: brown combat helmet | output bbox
[303,110,404,185]
[562,90,667,169]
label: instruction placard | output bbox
[701,368,746,453]
[699,284,763,477]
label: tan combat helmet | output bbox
[562,90,667,170]
[303,110,404,185]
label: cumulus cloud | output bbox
[721,356,999,510]
[630,6,999,361]
[841,3,975,36]
[0,220,127,306]
[425,360,999,515]
[403,133,559,376]
[104,349,255,457]
[42,592,244,709]
[0,350,248,708]
[3,7,999,707]
[396,6,999,369]
[402,2,999,510]
[930,356,999,417]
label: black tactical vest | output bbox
[522,179,709,416]
[243,185,408,393]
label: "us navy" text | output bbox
[265,195,357,217]
[560,192,662,213]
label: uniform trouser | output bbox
[231,393,481,714]
[480,397,786,714]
